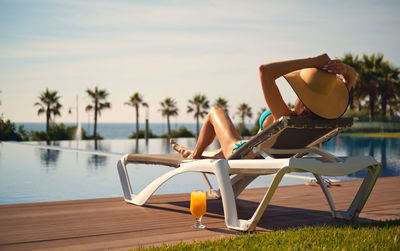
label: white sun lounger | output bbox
[117,117,381,231]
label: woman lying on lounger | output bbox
[170,53,357,159]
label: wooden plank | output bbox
[0,176,399,250]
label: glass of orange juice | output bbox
[190,191,207,229]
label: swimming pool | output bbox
[0,136,399,204]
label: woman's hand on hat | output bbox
[321,59,347,75]
[313,53,331,68]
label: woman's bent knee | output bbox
[209,106,227,122]
[210,106,224,114]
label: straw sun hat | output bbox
[284,68,349,119]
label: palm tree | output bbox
[160,97,179,136]
[236,103,252,134]
[377,62,399,117]
[341,53,362,110]
[187,94,210,138]
[125,92,148,140]
[388,88,400,117]
[34,88,62,136]
[85,86,111,139]
[214,97,229,114]
[360,53,385,118]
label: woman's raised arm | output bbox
[258,54,331,120]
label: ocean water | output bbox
[16,122,254,139]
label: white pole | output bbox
[76,95,79,125]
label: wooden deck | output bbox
[0,176,399,250]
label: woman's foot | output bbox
[169,139,193,158]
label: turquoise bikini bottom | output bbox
[232,140,248,154]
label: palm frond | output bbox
[85,104,93,112]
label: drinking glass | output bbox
[190,191,207,229]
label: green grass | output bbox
[135,220,400,250]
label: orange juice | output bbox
[190,191,206,218]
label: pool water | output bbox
[0,136,399,204]
[324,136,400,178]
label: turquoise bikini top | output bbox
[259,109,272,131]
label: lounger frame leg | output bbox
[118,155,222,202]
[238,164,382,231]
[245,167,291,231]
[117,155,134,201]
[212,160,247,230]
[332,163,382,219]
[119,157,219,206]
[312,163,381,220]
[313,173,337,213]
[200,173,220,198]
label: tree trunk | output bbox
[93,100,98,138]
[381,93,387,117]
[369,92,376,119]
[46,104,50,137]
[241,114,245,135]
[46,104,50,143]
[135,105,139,141]
[196,106,200,138]
[167,115,171,136]
[349,89,354,110]
[196,115,199,138]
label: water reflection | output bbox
[39,149,60,169]
[134,139,139,153]
[128,139,142,154]
[84,139,111,152]
[323,136,400,178]
[87,154,108,169]
[162,138,173,154]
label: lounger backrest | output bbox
[229,116,353,160]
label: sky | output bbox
[0,0,399,124]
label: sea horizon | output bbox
[16,122,255,140]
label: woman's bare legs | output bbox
[170,106,241,159]
[170,139,193,158]
[170,139,224,159]
[192,107,241,159]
